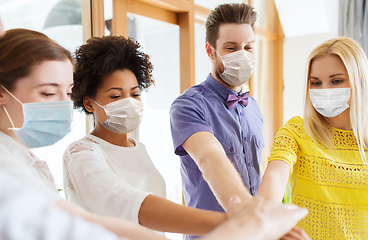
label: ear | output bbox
[205,42,216,60]
[0,88,7,106]
[83,96,94,113]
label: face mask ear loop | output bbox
[1,85,21,129]
[212,47,226,76]
[0,85,23,105]
[92,99,109,124]
[2,105,15,129]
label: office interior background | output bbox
[1,0,365,238]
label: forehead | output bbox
[100,69,139,88]
[310,55,347,76]
[216,23,254,46]
[17,60,73,88]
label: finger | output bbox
[282,203,300,210]
[288,208,309,222]
[228,195,241,206]
[283,227,311,240]
[226,195,243,217]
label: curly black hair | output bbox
[72,35,154,114]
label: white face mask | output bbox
[309,88,350,118]
[93,97,143,134]
[215,49,255,86]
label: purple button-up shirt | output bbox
[170,74,264,239]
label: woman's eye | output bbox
[311,82,321,85]
[110,95,121,99]
[42,93,55,97]
[132,93,141,98]
[332,79,343,84]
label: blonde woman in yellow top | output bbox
[258,36,368,239]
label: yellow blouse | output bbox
[268,116,368,239]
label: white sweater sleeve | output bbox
[64,149,152,224]
[0,170,124,240]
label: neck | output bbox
[325,108,352,130]
[91,124,134,147]
[0,116,31,152]
[210,71,242,94]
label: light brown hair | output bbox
[304,37,368,164]
[0,29,72,91]
[205,3,257,49]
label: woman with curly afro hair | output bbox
[63,35,227,237]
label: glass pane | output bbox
[104,0,112,35]
[195,0,249,10]
[127,14,181,239]
[253,35,275,169]
[195,23,212,84]
[0,0,86,197]
[253,0,276,32]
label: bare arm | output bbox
[257,160,291,202]
[57,199,167,240]
[182,131,252,211]
[139,194,226,235]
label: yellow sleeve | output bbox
[268,117,300,174]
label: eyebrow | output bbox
[35,83,74,87]
[329,73,345,78]
[106,86,140,92]
[309,73,346,80]
[223,40,255,45]
[35,83,59,87]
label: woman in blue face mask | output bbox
[258,37,368,238]
[0,28,74,198]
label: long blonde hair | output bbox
[304,37,368,164]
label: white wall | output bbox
[278,0,339,123]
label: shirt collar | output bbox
[205,74,238,101]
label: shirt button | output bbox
[248,162,252,166]
[240,112,243,116]
[252,186,256,191]
[230,147,234,152]
[244,137,247,141]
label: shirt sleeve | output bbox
[65,149,151,224]
[170,92,214,156]
[0,148,60,202]
[268,118,300,174]
[0,170,123,240]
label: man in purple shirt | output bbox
[170,3,264,237]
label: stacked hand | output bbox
[203,196,311,240]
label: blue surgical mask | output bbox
[1,85,73,148]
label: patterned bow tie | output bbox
[226,91,250,109]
